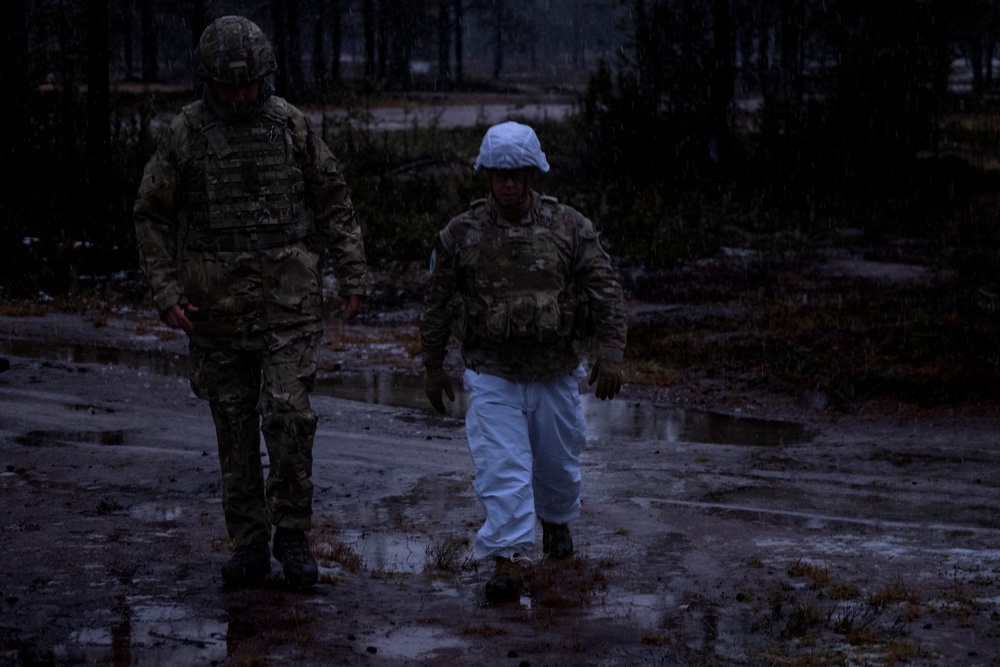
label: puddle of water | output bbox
[320,371,810,446]
[593,590,666,627]
[2,342,811,446]
[0,340,186,377]
[585,400,812,446]
[317,370,440,414]
[353,625,468,660]
[68,601,227,667]
[336,529,432,574]
[15,429,130,447]
[131,503,184,522]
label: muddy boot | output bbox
[484,556,523,603]
[221,540,271,586]
[273,528,319,588]
[541,521,574,559]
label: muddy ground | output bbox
[2,287,1000,667]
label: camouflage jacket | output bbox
[421,191,627,382]
[134,95,367,349]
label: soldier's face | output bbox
[489,168,532,213]
[211,81,261,114]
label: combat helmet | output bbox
[474,121,550,173]
[195,16,277,85]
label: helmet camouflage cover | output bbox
[195,16,277,85]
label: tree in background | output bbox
[0,0,32,282]
[4,0,1000,294]
[580,0,727,188]
[582,0,973,204]
[469,0,536,81]
[437,0,450,81]
[140,0,158,82]
[951,0,1000,96]
[748,0,952,206]
[272,0,305,96]
[453,0,464,84]
[87,0,111,230]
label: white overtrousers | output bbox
[463,367,587,559]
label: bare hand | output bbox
[162,303,198,333]
[340,294,366,322]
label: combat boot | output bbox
[221,540,271,586]
[484,555,523,603]
[541,521,573,559]
[273,528,319,588]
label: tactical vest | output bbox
[460,197,585,344]
[179,100,311,249]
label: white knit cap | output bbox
[473,121,550,173]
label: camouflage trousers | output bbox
[189,334,321,547]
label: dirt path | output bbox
[1,310,999,666]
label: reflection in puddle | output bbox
[320,371,812,446]
[0,340,187,377]
[2,342,812,446]
[337,529,431,574]
[131,503,184,522]
[16,429,129,447]
[317,370,441,414]
[353,625,468,660]
[69,600,227,666]
[593,590,665,628]
[592,591,744,661]
[584,399,812,446]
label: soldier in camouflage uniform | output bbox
[133,16,368,588]
[421,121,627,602]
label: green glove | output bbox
[425,367,456,414]
[588,360,623,400]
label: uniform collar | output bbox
[488,189,540,227]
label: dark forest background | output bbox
[2,0,1000,284]
[1,0,1000,406]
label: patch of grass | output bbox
[317,571,345,586]
[826,582,861,601]
[425,534,472,574]
[831,602,883,644]
[624,258,1000,409]
[640,631,671,646]
[869,575,916,610]
[746,562,947,665]
[313,541,363,573]
[210,535,231,553]
[883,640,927,664]
[460,622,507,637]
[524,556,608,609]
[760,650,849,667]
[94,498,125,515]
[0,300,48,317]
[787,560,831,591]
[784,603,826,638]
[368,565,399,580]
